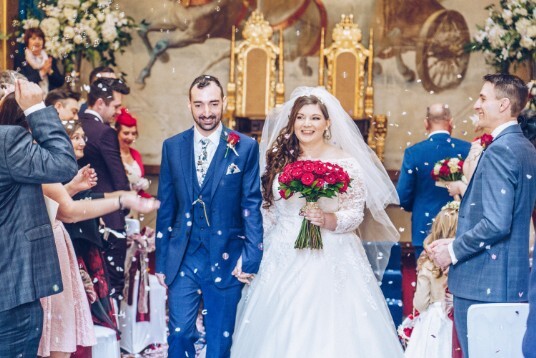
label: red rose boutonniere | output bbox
[474,133,493,149]
[225,132,240,158]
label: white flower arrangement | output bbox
[468,0,535,72]
[17,0,135,73]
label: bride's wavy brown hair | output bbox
[261,95,329,208]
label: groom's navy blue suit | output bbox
[156,126,263,358]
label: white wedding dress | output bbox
[231,158,404,357]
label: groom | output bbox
[156,75,263,358]
[430,74,536,357]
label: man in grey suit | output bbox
[0,79,78,357]
[430,74,536,357]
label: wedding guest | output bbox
[430,74,536,357]
[397,104,470,258]
[115,107,151,198]
[397,104,470,314]
[0,70,26,104]
[0,84,159,358]
[15,27,64,93]
[79,66,116,114]
[45,88,81,121]
[405,202,459,358]
[48,93,121,334]
[39,180,159,358]
[78,77,132,301]
[0,79,77,358]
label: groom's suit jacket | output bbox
[0,106,78,312]
[156,127,263,287]
[449,125,536,303]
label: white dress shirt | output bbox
[194,123,222,183]
[23,102,46,117]
[428,130,450,138]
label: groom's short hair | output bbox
[484,73,529,117]
[189,75,224,100]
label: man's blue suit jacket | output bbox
[397,132,470,247]
[156,127,263,287]
[449,125,536,303]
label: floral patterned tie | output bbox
[197,138,210,186]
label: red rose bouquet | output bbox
[431,156,464,201]
[431,157,464,182]
[397,310,420,347]
[278,160,352,249]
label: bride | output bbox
[231,87,404,357]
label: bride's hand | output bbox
[232,256,254,285]
[304,207,337,230]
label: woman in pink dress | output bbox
[38,181,160,358]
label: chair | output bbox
[92,325,120,357]
[319,14,388,162]
[119,274,168,353]
[226,10,284,139]
[467,303,528,358]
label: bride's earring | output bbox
[323,127,332,140]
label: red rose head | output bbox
[439,165,450,177]
[324,173,337,185]
[303,161,315,172]
[291,168,304,180]
[313,162,328,175]
[279,189,292,200]
[227,132,240,145]
[278,172,291,185]
[301,172,315,186]
[315,178,325,188]
[480,133,493,148]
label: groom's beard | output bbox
[192,110,223,132]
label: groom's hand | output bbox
[232,256,254,285]
[428,238,454,270]
[156,273,167,289]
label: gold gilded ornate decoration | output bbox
[321,14,371,118]
[319,14,388,162]
[227,10,284,124]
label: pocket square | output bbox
[226,163,241,175]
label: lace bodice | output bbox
[262,157,366,235]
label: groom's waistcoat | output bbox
[187,159,215,254]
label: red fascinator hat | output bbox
[116,107,137,127]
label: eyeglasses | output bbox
[71,135,87,142]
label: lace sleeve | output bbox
[333,159,367,233]
[261,202,277,234]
